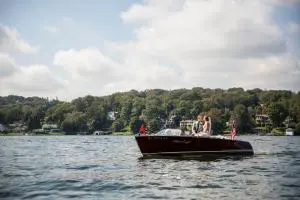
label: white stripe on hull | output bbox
[142,149,253,156]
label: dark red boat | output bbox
[135,129,254,157]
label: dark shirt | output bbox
[193,121,203,133]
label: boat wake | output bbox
[254,150,300,157]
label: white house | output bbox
[107,111,117,120]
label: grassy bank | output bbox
[0,132,66,136]
[0,132,29,136]
[112,131,132,136]
[271,127,285,136]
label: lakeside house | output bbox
[31,123,61,134]
[180,120,194,131]
[93,130,112,135]
[8,122,27,133]
[284,116,294,127]
[255,114,272,126]
[164,114,177,128]
[42,124,58,131]
[255,114,294,128]
[107,111,117,121]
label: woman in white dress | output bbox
[199,116,211,136]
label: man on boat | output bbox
[192,114,204,135]
[192,115,212,137]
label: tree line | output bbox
[0,87,300,135]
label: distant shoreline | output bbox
[1,132,291,136]
[0,132,133,136]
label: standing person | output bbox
[192,114,204,134]
[231,120,237,140]
[139,124,146,135]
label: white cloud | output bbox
[121,0,284,58]
[121,0,185,24]
[114,0,300,91]
[47,0,300,99]
[0,25,39,54]
[3,0,299,99]
[43,25,59,34]
[50,47,127,99]
[7,65,67,92]
[0,53,17,77]
[233,55,300,89]
[0,53,67,96]
[53,48,120,80]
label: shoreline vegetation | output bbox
[0,130,288,136]
[1,88,300,136]
[0,130,297,138]
[0,132,133,136]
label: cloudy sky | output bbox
[0,0,300,100]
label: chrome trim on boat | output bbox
[143,149,253,156]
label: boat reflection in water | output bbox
[138,154,252,162]
[135,129,254,159]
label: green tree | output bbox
[112,119,124,132]
[147,118,163,133]
[27,110,41,130]
[190,100,203,117]
[295,122,300,135]
[267,103,288,127]
[72,97,87,112]
[231,104,254,133]
[144,98,165,122]
[120,99,132,126]
[61,111,87,133]
[86,99,109,131]
[0,110,5,123]
[0,87,299,135]
[3,105,23,124]
[131,99,145,118]
[45,102,73,126]
[289,93,300,122]
[209,108,227,134]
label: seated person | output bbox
[202,116,211,135]
[192,115,204,135]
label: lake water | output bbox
[0,135,300,200]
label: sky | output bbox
[0,0,300,101]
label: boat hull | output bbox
[135,135,254,157]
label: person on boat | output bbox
[192,115,211,137]
[202,116,211,135]
[139,124,147,135]
[192,114,204,134]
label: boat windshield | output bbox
[154,129,182,136]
